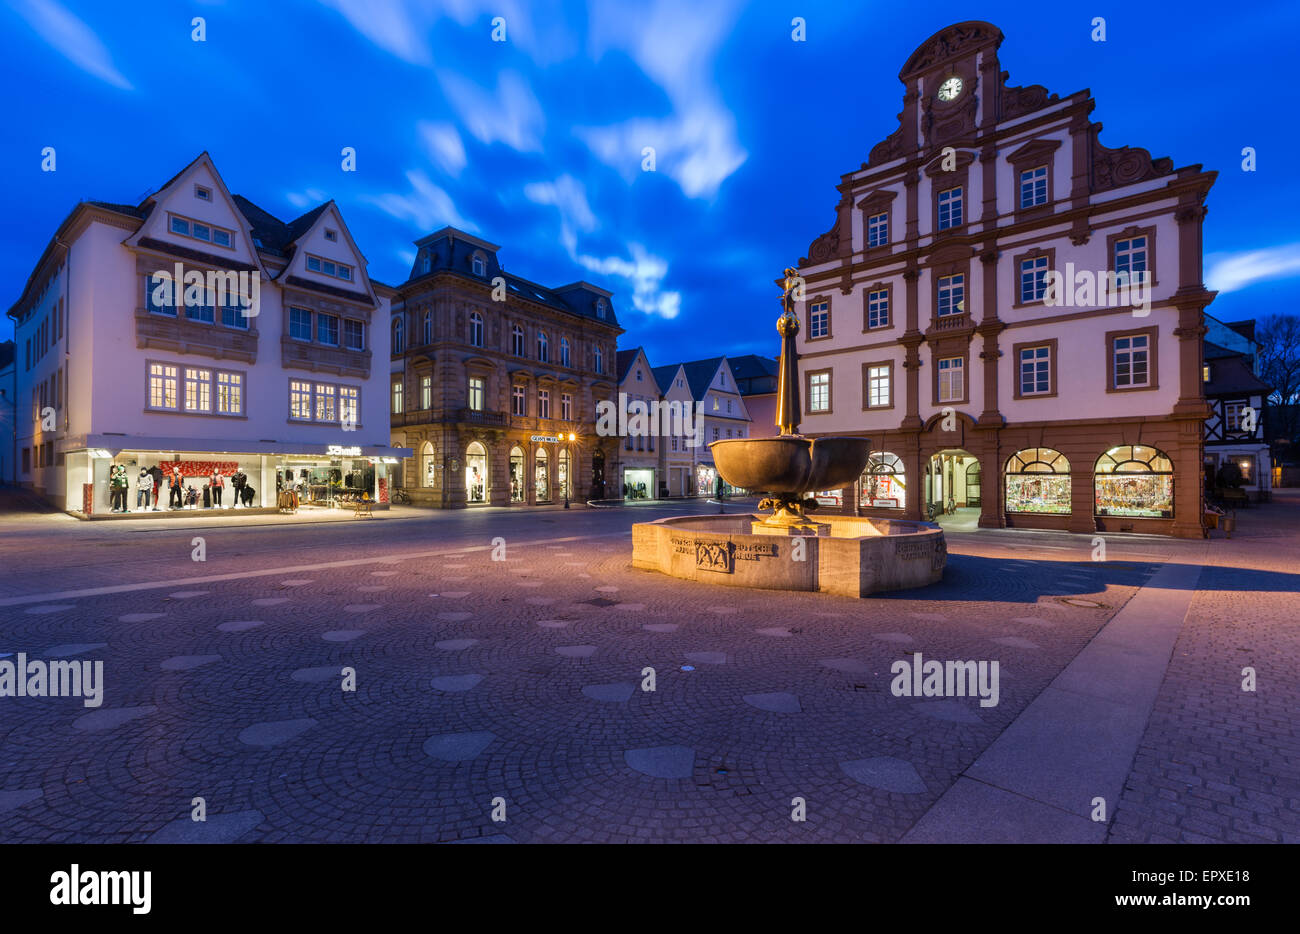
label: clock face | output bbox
[938,76,963,102]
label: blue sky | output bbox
[2,0,1298,362]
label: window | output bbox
[145,274,179,317]
[1113,236,1148,289]
[1202,363,1211,382]
[317,313,339,347]
[867,212,889,248]
[713,427,720,442]
[195,185,211,201]
[472,253,486,276]
[306,254,353,281]
[538,389,551,419]
[1113,334,1150,388]
[937,356,964,402]
[859,451,906,509]
[186,298,214,324]
[512,384,526,416]
[1017,344,1053,397]
[560,338,571,367]
[671,436,679,452]
[168,213,233,248]
[220,294,249,329]
[593,346,603,374]
[1094,445,1174,518]
[391,317,404,354]
[339,386,359,425]
[289,307,312,341]
[937,186,963,230]
[807,370,831,413]
[467,377,484,412]
[420,375,433,410]
[865,363,891,408]
[149,363,178,409]
[290,380,313,420]
[344,319,365,351]
[537,331,549,362]
[469,312,484,348]
[937,274,964,317]
[809,301,829,339]
[1224,400,1249,433]
[324,229,338,242]
[1019,166,1047,209]
[511,325,525,357]
[1005,448,1071,515]
[391,379,404,414]
[422,311,433,345]
[596,299,607,319]
[315,383,337,422]
[867,288,890,329]
[1019,255,1049,303]
[561,393,572,421]
[184,367,212,412]
[217,372,242,415]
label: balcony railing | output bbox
[932,312,972,332]
[458,407,507,426]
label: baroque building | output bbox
[793,21,1216,537]
[389,228,623,507]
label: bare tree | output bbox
[1257,313,1300,444]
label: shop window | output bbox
[421,442,438,488]
[465,443,487,503]
[859,451,906,509]
[1005,448,1071,515]
[535,448,550,502]
[558,449,570,500]
[1094,445,1174,518]
[509,446,525,502]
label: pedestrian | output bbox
[137,468,154,510]
[211,469,225,507]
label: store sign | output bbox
[327,445,362,456]
[530,435,560,443]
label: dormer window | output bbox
[596,298,607,319]
[169,213,233,248]
[421,252,432,274]
[306,254,353,282]
[324,229,338,242]
[195,185,211,201]
[472,252,487,277]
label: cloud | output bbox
[580,0,747,198]
[365,170,478,233]
[1206,244,1300,294]
[569,240,681,320]
[285,188,328,210]
[316,0,435,65]
[439,70,544,152]
[11,0,133,89]
[523,175,598,234]
[419,122,467,176]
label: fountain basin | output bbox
[709,435,872,495]
[632,513,946,597]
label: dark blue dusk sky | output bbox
[2,0,1297,362]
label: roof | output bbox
[651,364,682,389]
[615,348,641,382]
[1206,353,1270,396]
[673,356,726,400]
[231,195,329,258]
[1203,341,1241,362]
[728,354,779,381]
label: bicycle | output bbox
[391,488,412,504]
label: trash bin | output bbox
[1222,515,1236,539]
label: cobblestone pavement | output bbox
[0,496,1294,843]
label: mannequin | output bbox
[211,470,225,507]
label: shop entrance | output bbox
[623,468,654,500]
[925,448,982,530]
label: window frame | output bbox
[1011,339,1058,400]
[862,360,894,410]
[807,295,832,341]
[1106,325,1159,393]
[805,368,833,415]
[934,353,968,405]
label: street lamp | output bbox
[564,432,576,508]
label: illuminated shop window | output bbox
[1094,445,1174,519]
[1005,447,1071,515]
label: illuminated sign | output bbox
[530,435,560,443]
[327,445,362,456]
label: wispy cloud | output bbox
[419,122,467,176]
[316,0,435,65]
[580,0,746,198]
[285,188,328,210]
[524,175,598,234]
[11,0,132,90]
[365,170,477,233]
[439,70,544,152]
[567,237,681,320]
[1206,244,1300,294]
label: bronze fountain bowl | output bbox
[709,435,872,496]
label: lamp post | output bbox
[564,432,576,508]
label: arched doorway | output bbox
[535,447,550,503]
[925,448,981,530]
[591,450,606,499]
[465,441,487,504]
[860,451,907,510]
[509,446,525,503]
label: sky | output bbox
[2,0,1298,364]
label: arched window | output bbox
[472,252,486,277]
[422,310,433,345]
[421,251,431,274]
[560,337,570,368]
[558,448,570,501]
[535,447,550,502]
[469,311,483,348]
[465,441,487,504]
[1005,448,1071,515]
[537,331,549,363]
[593,346,603,374]
[511,324,524,357]
[859,451,906,509]
[420,441,438,488]
[509,446,525,502]
[1094,445,1174,518]
[596,298,607,319]
[392,316,404,355]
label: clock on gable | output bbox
[937,75,964,102]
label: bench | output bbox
[353,496,374,518]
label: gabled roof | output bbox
[230,195,331,258]
[672,356,728,401]
[651,364,682,389]
[728,353,779,381]
[616,348,641,382]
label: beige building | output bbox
[390,228,623,507]
[792,21,1215,538]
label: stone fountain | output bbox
[631,268,946,596]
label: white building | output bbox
[651,362,698,497]
[615,347,662,499]
[654,356,751,496]
[5,152,407,516]
[791,21,1216,538]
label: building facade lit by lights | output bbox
[5,152,408,516]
